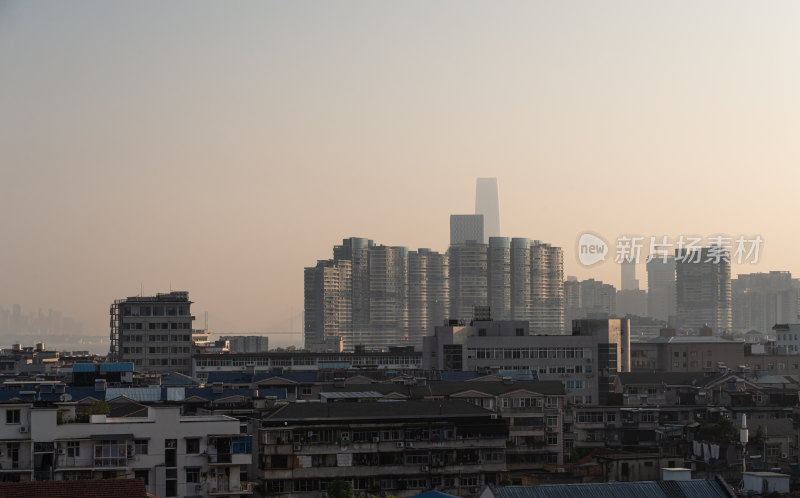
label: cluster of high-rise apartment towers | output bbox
[304,178,565,351]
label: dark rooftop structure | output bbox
[483,477,736,498]
[0,478,150,498]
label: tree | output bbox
[87,401,111,415]
[696,418,737,443]
[328,478,353,498]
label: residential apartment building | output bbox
[306,239,450,351]
[258,400,507,498]
[407,249,449,349]
[110,291,194,375]
[0,403,251,497]
[675,247,732,333]
[333,237,373,349]
[318,380,567,473]
[192,350,424,383]
[487,237,511,321]
[531,243,564,335]
[367,245,409,348]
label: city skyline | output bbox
[3,2,800,344]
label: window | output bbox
[6,409,20,424]
[134,469,149,485]
[301,386,313,396]
[185,438,200,454]
[134,440,148,455]
[165,439,177,468]
[232,436,252,454]
[67,441,80,457]
[516,328,524,336]
[94,440,127,467]
[547,433,559,445]
[185,468,200,483]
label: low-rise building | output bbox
[423,318,630,405]
[0,403,253,497]
[258,400,507,498]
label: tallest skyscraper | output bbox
[475,177,500,240]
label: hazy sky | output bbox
[2,2,799,346]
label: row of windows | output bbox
[672,350,713,357]
[267,476,480,494]
[122,306,190,317]
[122,346,191,355]
[123,322,191,330]
[122,334,191,342]
[195,356,421,368]
[467,347,591,360]
[148,358,191,366]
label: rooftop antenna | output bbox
[205,311,209,331]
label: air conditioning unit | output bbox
[783,453,789,459]
[396,442,405,448]
[58,449,65,455]
[406,442,414,448]
[372,437,380,443]
[293,444,302,451]
[421,465,430,472]
[210,487,217,493]
[19,427,28,433]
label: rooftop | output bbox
[0,478,149,498]
[265,399,498,422]
[487,478,735,498]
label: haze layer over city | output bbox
[3,2,800,350]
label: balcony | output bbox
[208,452,251,466]
[209,481,255,495]
[0,461,33,474]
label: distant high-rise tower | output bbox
[407,249,449,348]
[620,261,638,291]
[732,271,797,334]
[304,259,352,350]
[531,242,564,334]
[647,256,676,323]
[450,214,484,245]
[475,178,500,240]
[448,240,488,322]
[487,237,511,321]
[333,237,373,346]
[367,245,408,348]
[675,247,732,333]
[618,260,647,317]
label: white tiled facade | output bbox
[0,404,252,497]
